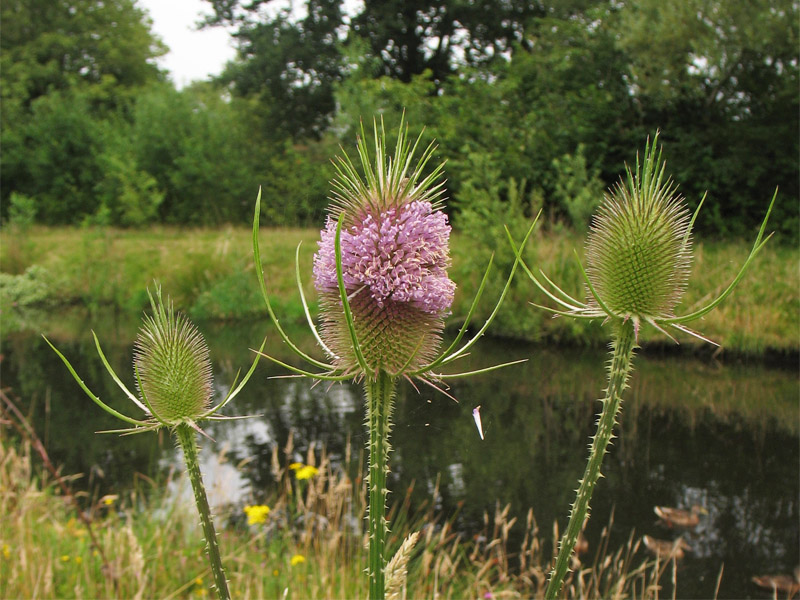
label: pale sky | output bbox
[137,0,237,88]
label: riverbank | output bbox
[1,225,797,356]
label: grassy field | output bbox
[1,224,797,356]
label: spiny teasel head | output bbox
[585,135,692,324]
[133,289,213,425]
[520,131,776,346]
[46,284,262,437]
[312,119,455,377]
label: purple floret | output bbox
[313,200,455,314]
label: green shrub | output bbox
[0,265,52,307]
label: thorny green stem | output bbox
[365,371,396,600]
[545,319,637,598]
[176,424,231,600]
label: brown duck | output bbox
[654,504,707,528]
[752,566,800,596]
[642,535,691,560]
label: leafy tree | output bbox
[351,0,550,83]
[0,0,166,222]
[0,0,165,115]
[4,89,105,224]
[204,0,345,140]
[94,117,164,227]
[614,0,798,238]
[201,0,550,137]
[127,83,264,224]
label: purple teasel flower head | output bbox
[313,201,455,314]
[251,116,534,394]
[312,120,456,376]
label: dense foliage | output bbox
[1,0,796,240]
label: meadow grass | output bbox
[1,225,797,355]
[1,403,674,600]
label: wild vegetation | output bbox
[1,2,796,598]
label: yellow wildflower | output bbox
[75,556,83,565]
[288,462,304,471]
[290,554,306,566]
[102,495,117,506]
[61,555,70,562]
[195,577,204,586]
[243,504,270,525]
[295,465,319,480]
[272,569,280,577]
[2,544,10,559]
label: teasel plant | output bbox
[252,117,536,599]
[506,133,777,598]
[45,286,264,600]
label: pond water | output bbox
[2,311,798,599]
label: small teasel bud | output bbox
[133,290,213,425]
[585,137,692,323]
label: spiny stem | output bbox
[176,424,230,600]
[545,319,637,598]
[365,370,396,600]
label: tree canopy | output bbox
[0,0,796,239]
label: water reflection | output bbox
[2,314,797,599]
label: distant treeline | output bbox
[1,0,797,240]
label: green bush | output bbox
[7,192,37,228]
[551,145,604,230]
[0,265,52,307]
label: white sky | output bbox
[136,0,237,88]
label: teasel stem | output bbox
[365,370,397,599]
[176,423,230,600]
[546,319,637,598]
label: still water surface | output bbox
[3,312,798,598]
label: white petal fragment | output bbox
[472,405,485,440]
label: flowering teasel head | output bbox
[312,121,456,377]
[45,285,263,436]
[252,117,534,389]
[515,133,776,344]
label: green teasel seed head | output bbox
[133,288,213,425]
[585,135,692,322]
